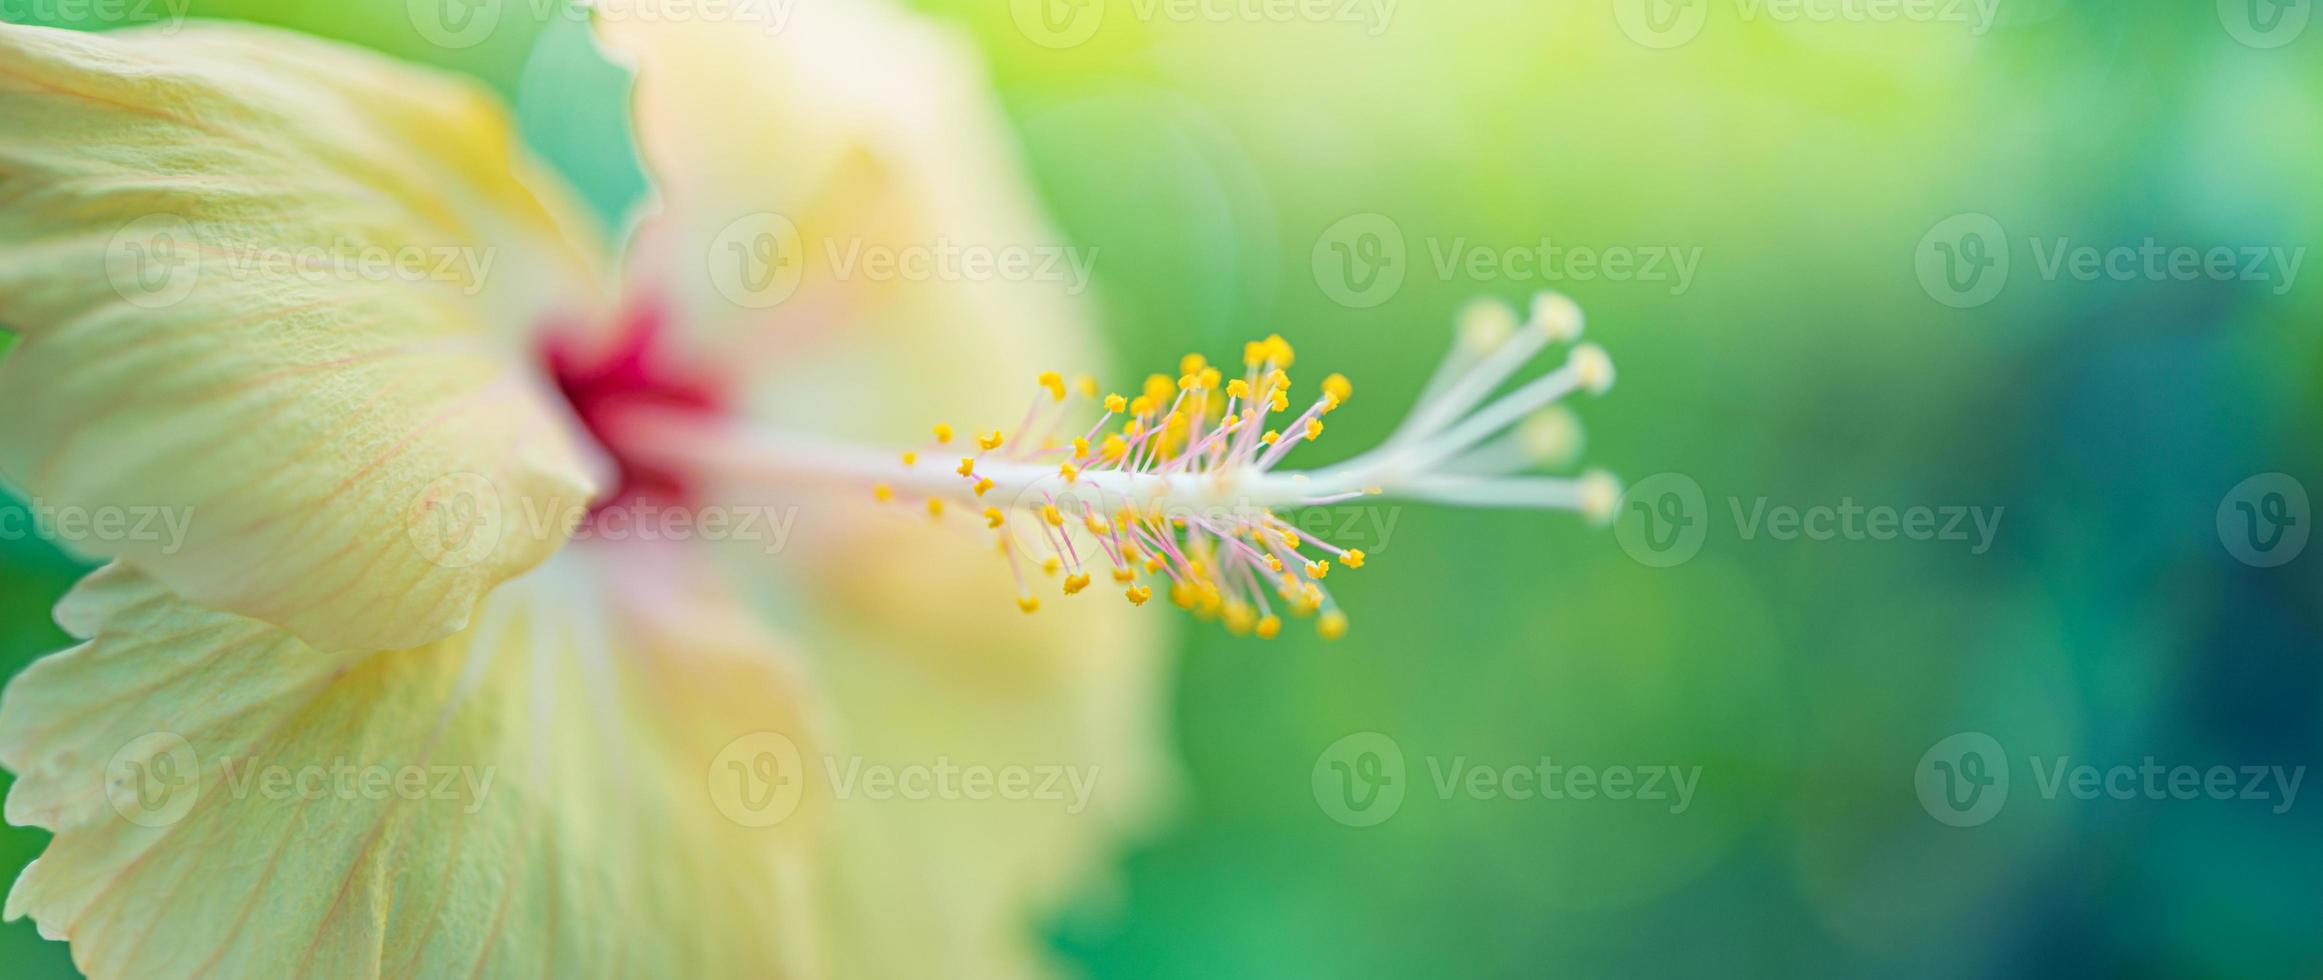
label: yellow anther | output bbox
[1116,506,1140,529]
[933,423,954,444]
[1125,418,1146,437]
[1128,397,1154,417]
[1278,528,1300,548]
[1143,374,1176,403]
[1075,374,1098,398]
[1322,372,1352,404]
[1144,558,1164,573]
[927,499,944,517]
[1017,595,1041,614]
[1180,353,1208,376]
[1304,418,1323,441]
[1169,582,1197,609]
[1318,610,1348,639]
[1221,413,1239,429]
[1266,368,1290,390]
[1266,555,1283,572]
[1222,602,1255,636]
[974,477,995,496]
[901,451,918,465]
[956,457,976,478]
[984,507,1005,528]
[873,483,894,503]
[1063,573,1091,595]
[1179,373,1204,391]
[1306,559,1330,578]
[1291,590,1322,616]
[1112,566,1137,584]
[1261,429,1280,445]
[1101,434,1128,459]
[1086,514,1111,535]
[1104,393,1128,414]
[1072,436,1090,458]
[1041,556,1061,576]
[1242,340,1268,367]
[1043,503,1064,527]
[1061,463,1079,483]
[1343,549,1366,568]
[1255,616,1282,640]
[1198,366,1221,389]
[1270,393,1288,412]
[978,430,1004,451]
[1039,371,1066,401]
[1265,334,1295,366]
[1120,543,1141,562]
[1127,585,1153,606]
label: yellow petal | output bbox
[595,6,1109,434]
[598,9,1177,974]
[0,559,822,978]
[739,500,1166,978]
[0,22,611,652]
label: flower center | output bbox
[543,303,727,521]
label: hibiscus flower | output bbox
[0,5,1614,977]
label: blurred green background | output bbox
[3,0,2319,976]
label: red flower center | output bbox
[543,302,726,521]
